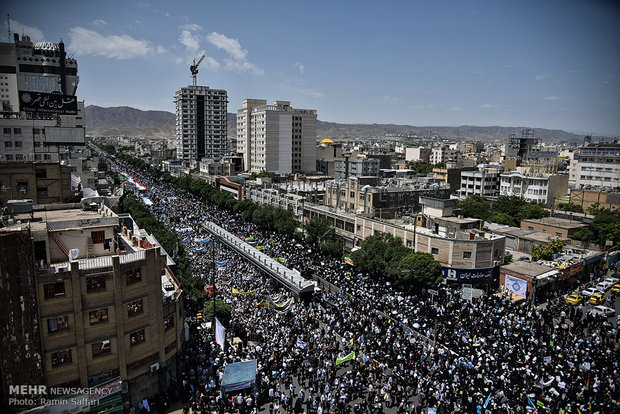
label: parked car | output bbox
[565,293,583,306]
[582,287,603,297]
[596,281,614,292]
[604,277,619,285]
[610,283,620,295]
[589,293,606,305]
[589,305,615,318]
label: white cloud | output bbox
[481,103,495,108]
[92,19,107,28]
[181,23,203,32]
[165,12,170,17]
[472,70,485,75]
[295,62,305,74]
[206,32,247,60]
[451,106,462,111]
[544,96,560,101]
[223,58,262,75]
[7,19,44,42]
[503,64,512,68]
[156,45,167,54]
[68,27,152,59]
[382,95,401,103]
[535,74,552,80]
[179,29,201,54]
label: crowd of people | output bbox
[105,151,619,414]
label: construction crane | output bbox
[190,54,205,86]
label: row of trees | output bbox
[303,216,344,257]
[349,233,443,289]
[571,203,620,250]
[407,161,446,175]
[458,195,548,226]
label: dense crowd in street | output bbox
[106,152,620,414]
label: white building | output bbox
[500,170,569,206]
[236,99,316,174]
[430,145,458,164]
[405,147,431,163]
[570,139,620,190]
[458,165,503,198]
[0,34,85,163]
[174,85,228,162]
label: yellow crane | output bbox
[190,54,205,86]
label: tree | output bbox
[504,252,513,265]
[487,212,516,226]
[305,217,333,245]
[558,202,584,213]
[458,195,491,221]
[531,239,565,261]
[320,239,343,257]
[492,195,526,218]
[98,160,108,171]
[203,299,232,326]
[396,252,443,288]
[518,203,549,221]
[349,233,410,279]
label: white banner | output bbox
[504,274,528,298]
[215,317,226,350]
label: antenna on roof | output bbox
[7,14,10,42]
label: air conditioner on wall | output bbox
[150,363,159,373]
[493,261,501,267]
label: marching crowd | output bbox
[108,154,619,414]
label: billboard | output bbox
[19,91,78,115]
[442,266,495,282]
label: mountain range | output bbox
[84,105,588,143]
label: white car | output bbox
[589,305,615,318]
[604,277,619,285]
[582,287,603,297]
[596,281,614,292]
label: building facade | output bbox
[236,99,317,174]
[500,171,569,206]
[0,161,72,206]
[570,138,620,190]
[0,34,85,163]
[175,85,228,162]
[333,156,380,179]
[458,165,503,199]
[1,204,183,408]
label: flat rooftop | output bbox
[521,216,587,230]
[502,261,556,277]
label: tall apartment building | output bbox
[569,138,620,190]
[458,165,503,199]
[237,99,316,174]
[1,203,183,409]
[500,170,569,207]
[0,34,85,163]
[175,85,228,162]
[334,156,380,179]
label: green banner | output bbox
[336,351,355,365]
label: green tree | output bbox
[98,160,108,171]
[558,202,584,213]
[518,203,549,220]
[492,195,526,218]
[305,216,333,245]
[504,252,513,265]
[531,239,565,261]
[396,252,443,288]
[487,212,516,226]
[458,195,492,220]
[349,233,410,279]
[203,299,233,326]
[320,239,343,257]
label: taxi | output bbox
[565,293,583,305]
[589,293,606,305]
[610,283,620,295]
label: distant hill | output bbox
[85,105,587,143]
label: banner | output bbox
[344,257,355,266]
[215,318,225,350]
[336,351,355,365]
[277,257,286,263]
[296,338,308,349]
[216,261,228,268]
[256,246,265,251]
[504,274,528,298]
[232,287,256,295]
[19,90,78,115]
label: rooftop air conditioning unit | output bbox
[493,261,501,267]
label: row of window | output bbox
[48,310,175,335]
[50,331,142,368]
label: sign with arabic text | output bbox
[19,91,78,115]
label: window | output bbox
[14,141,22,148]
[555,232,562,237]
[91,230,105,244]
[4,141,11,148]
[89,308,108,325]
[86,275,106,292]
[44,154,51,160]
[44,281,65,298]
[130,329,145,346]
[37,188,48,197]
[431,248,439,255]
[15,154,23,161]
[463,252,472,259]
[13,128,21,134]
[35,169,47,178]
[5,155,12,161]
[125,268,142,285]
[127,299,143,317]
[164,314,174,331]
[165,341,177,354]
[3,127,9,134]
[51,349,72,367]
[92,340,111,358]
[48,315,69,333]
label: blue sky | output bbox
[3,0,619,135]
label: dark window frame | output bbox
[89,308,109,325]
[92,340,111,358]
[51,349,72,368]
[86,275,106,293]
[127,299,144,317]
[44,281,65,299]
[47,315,69,333]
[130,329,145,347]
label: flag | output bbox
[232,287,257,295]
[526,394,535,408]
[215,261,227,268]
[336,351,355,365]
[536,400,544,408]
[257,245,265,251]
[215,318,225,350]
[200,238,211,245]
[192,247,207,253]
[245,236,254,242]
[182,237,190,244]
[277,257,286,263]
[344,257,355,266]
[296,338,308,349]
[484,393,492,408]
[242,274,254,281]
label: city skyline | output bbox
[2,0,619,136]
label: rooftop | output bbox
[520,216,588,230]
